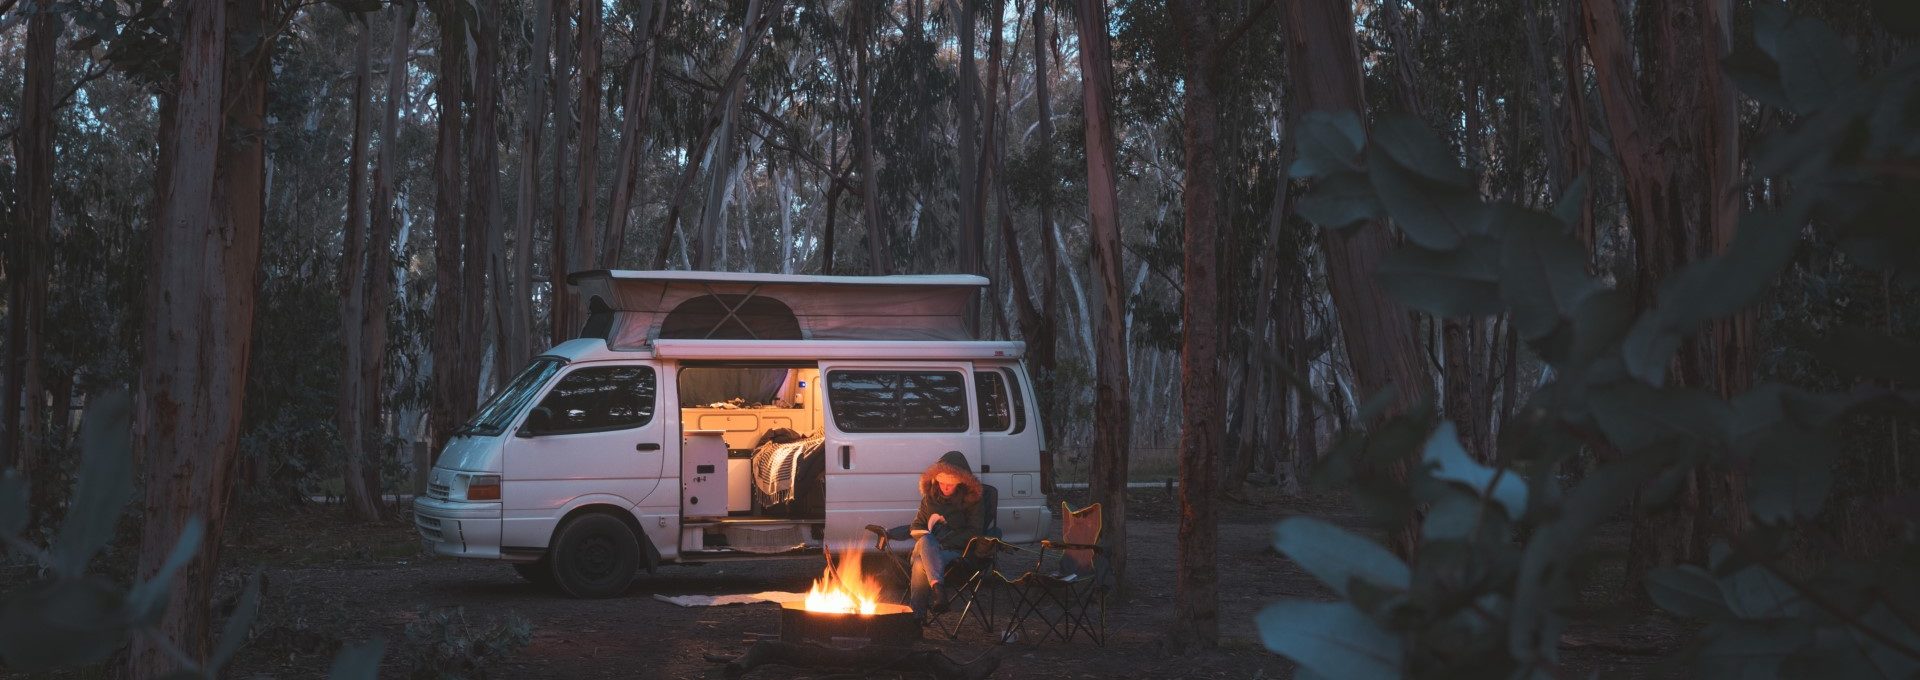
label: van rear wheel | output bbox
[549,513,639,598]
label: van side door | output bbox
[500,362,665,549]
[817,362,980,547]
[973,364,1044,542]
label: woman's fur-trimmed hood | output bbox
[918,451,983,507]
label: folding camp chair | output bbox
[996,501,1108,646]
[865,484,1004,639]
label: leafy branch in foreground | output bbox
[1258,5,1920,678]
[0,391,385,678]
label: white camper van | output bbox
[412,271,1051,598]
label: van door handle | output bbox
[636,442,660,452]
[840,445,851,470]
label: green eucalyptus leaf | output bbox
[51,390,135,577]
[1296,171,1384,229]
[1756,7,1860,115]
[1376,237,1502,318]
[1723,44,1792,111]
[1697,619,1813,678]
[1422,422,1528,518]
[1588,382,1729,452]
[1272,516,1411,599]
[1500,208,1600,340]
[1256,600,1402,680]
[1367,151,1489,251]
[1550,175,1588,228]
[1291,111,1366,178]
[1720,565,1803,619]
[1747,429,1833,523]
[1647,565,1732,620]
[1619,314,1682,387]
[1370,115,1471,186]
[1420,487,1485,542]
[328,639,387,680]
[0,577,132,672]
[126,518,205,625]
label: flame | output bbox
[802,544,883,615]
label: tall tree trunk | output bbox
[955,0,982,333]
[369,1,414,492]
[569,0,602,283]
[1032,0,1061,474]
[603,0,660,267]
[856,2,889,275]
[337,17,384,521]
[428,0,469,459]
[4,0,55,483]
[1561,0,1595,249]
[1225,129,1296,497]
[468,0,501,398]
[1073,0,1130,590]
[1583,0,1742,585]
[509,0,549,365]
[128,0,266,668]
[696,0,764,270]
[1171,0,1221,647]
[1290,267,1318,488]
[1283,0,1432,556]
[549,0,575,342]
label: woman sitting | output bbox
[908,451,985,619]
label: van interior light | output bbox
[464,474,502,501]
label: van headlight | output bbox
[458,473,501,501]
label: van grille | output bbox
[428,482,451,499]
[414,513,444,542]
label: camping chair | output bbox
[865,484,1005,639]
[996,501,1108,646]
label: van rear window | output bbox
[975,371,1012,432]
[826,371,969,433]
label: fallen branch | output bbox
[705,640,999,680]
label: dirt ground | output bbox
[208,487,1676,679]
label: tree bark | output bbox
[1283,0,1432,557]
[549,0,575,341]
[603,0,660,268]
[956,0,982,334]
[4,0,55,482]
[1583,0,1743,585]
[1225,127,1295,497]
[1171,0,1222,648]
[337,16,384,522]
[428,0,469,459]
[128,0,266,668]
[569,0,603,284]
[696,0,764,270]
[509,0,549,366]
[468,0,501,398]
[367,1,413,493]
[1032,0,1061,476]
[856,2,889,275]
[1073,0,1131,590]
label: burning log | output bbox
[706,640,1000,680]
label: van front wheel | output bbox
[549,513,639,598]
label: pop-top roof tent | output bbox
[565,270,989,349]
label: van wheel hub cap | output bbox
[578,535,617,578]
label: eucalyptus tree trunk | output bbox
[469,0,502,394]
[604,0,660,267]
[856,1,889,275]
[1073,0,1131,591]
[549,0,575,342]
[129,0,266,668]
[570,0,603,280]
[337,17,384,522]
[1583,0,1743,585]
[1224,131,1295,497]
[508,0,549,363]
[1284,0,1432,558]
[4,0,55,482]
[367,1,414,491]
[956,0,982,328]
[696,0,764,270]
[1171,0,1224,647]
[428,0,470,458]
[1031,0,1061,470]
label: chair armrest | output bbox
[1039,539,1104,552]
[867,524,913,551]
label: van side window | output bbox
[1001,368,1027,435]
[826,370,969,432]
[529,366,656,435]
[975,371,1012,433]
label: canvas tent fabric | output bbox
[566,270,988,349]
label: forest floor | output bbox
[200,486,1685,679]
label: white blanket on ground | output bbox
[651,591,807,608]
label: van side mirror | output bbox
[519,406,555,437]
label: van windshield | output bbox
[457,357,566,437]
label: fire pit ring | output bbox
[779,601,921,648]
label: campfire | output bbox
[781,544,918,647]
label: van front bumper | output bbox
[413,497,503,559]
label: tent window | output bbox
[659,294,803,340]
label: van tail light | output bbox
[464,474,501,501]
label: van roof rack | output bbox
[566,270,990,348]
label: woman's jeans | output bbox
[909,534,960,616]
